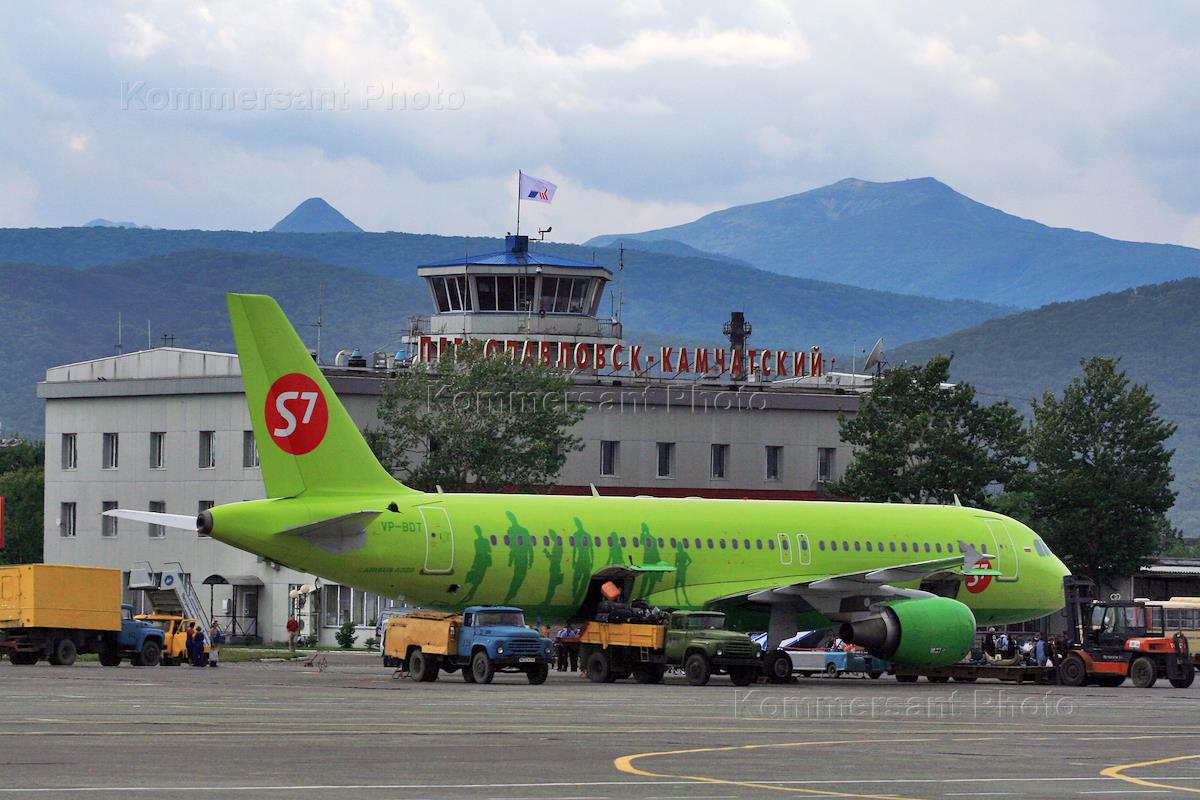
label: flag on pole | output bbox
[518,172,557,204]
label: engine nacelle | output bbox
[839,596,976,668]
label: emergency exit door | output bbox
[418,506,455,575]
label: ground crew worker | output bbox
[208,621,223,668]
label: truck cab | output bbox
[135,612,205,666]
[664,611,761,685]
[102,605,165,667]
[458,606,554,683]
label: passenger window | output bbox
[889,542,896,552]
[901,542,907,552]
[732,539,739,550]
[719,540,726,549]
[854,541,861,551]
[768,539,776,550]
[865,541,873,552]
[818,540,826,551]
[935,543,942,553]
[744,539,751,550]
[831,541,838,551]
[842,540,850,551]
[669,537,677,548]
[707,538,715,549]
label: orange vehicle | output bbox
[1059,580,1194,689]
[135,614,207,666]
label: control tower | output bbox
[408,234,622,360]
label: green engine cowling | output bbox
[839,597,976,668]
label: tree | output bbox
[367,344,585,492]
[831,356,1027,507]
[0,439,44,565]
[1029,357,1176,585]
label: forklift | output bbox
[1058,577,1195,688]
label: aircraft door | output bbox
[777,533,792,565]
[418,506,455,575]
[796,533,811,566]
[981,518,1019,582]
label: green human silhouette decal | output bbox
[461,524,493,603]
[569,517,594,603]
[673,539,692,605]
[606,531,624,567]
[542,529,564,608]
[502,511,534,604]
[639,523,664,597]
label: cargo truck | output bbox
[578,610,761,686]
[0,564,165,666]
[382,606,555,684]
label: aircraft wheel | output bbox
[1058,654,1088,687]
[763,649,792,683]
[1130,656,1157,689]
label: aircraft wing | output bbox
[282,511,384,554]
[718,539,999,622]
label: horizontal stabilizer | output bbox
[281,511,383,554]
[103,509,198,531]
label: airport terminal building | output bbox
[40,236,868,644]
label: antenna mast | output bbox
[115,312,123,355]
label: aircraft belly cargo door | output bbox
[981,518,1019,582]
[418,506,455,575]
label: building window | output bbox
[818,447,836,483]
[656,442,674,478]
[148,501,166,538]
[431,275,471,313]
[149,432,165,469]
[102,432,119,469]
[199,431,216,469]
[60,502,77,538]
[765,445,782,481]
[539,276,592,314]
[102,501,118,537]
[321,584,368,627]
[61,433,77,470]
[600,440,619,477]
[197,500,214,537]
[243,431,259,468]
[711,444,729,479]
[474,275,535,312]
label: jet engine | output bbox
[839,596,976,668]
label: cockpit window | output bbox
[1033,538,1051,557]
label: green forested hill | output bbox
[892,279,1200,532]
[0,246,1010,440]
[587,177,1200,308]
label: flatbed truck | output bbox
[578,610,761,686]
[0,564,165,666]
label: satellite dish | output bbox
[863,338,884,374]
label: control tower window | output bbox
[474,276,536,312]
[432,276,471,312]
[540,277,593,314]
[476,276,497,310]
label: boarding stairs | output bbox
[129,561,211,630]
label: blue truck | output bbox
[381,606,555,684]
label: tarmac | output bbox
[3,653,1200,799]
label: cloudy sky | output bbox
[2,1,1198,245]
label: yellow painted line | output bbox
[615,738,934,800]
[1101,753,1200,794]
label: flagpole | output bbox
[516,170,522,237]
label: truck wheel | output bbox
[631,666,664,684]
[10,652,38,665]
[526,662,549,685]
[470,651,495,684]
[1058,654,1088,687]
[137,639,162,668]
[684,652,711,686]
[824,662,840,679]
[49,638,77,667]
[98,647,122,667]
[585,650,612,683]
[461,664,477,683]
[763,649,792,683]
[728,665,757,686]
[1170,666,1195,689]
[1130,656,1157,689]
[895,674,918,683]
[409,649,433,682]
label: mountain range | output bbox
[588,177,1200,308]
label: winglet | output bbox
[959,540,1002,576]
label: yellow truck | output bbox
[382,605,555,684]
[0,564,166,666]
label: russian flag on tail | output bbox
[519,172,557,204]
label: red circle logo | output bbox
[964,559,993,594]
[264,373,329,455]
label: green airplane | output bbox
[108,293,1070,672]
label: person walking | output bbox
[208,621,224,668]
[185,622,197,665]
[555,624,571,671]
[286,615,300,652]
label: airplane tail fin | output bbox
[227,293,407,498]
